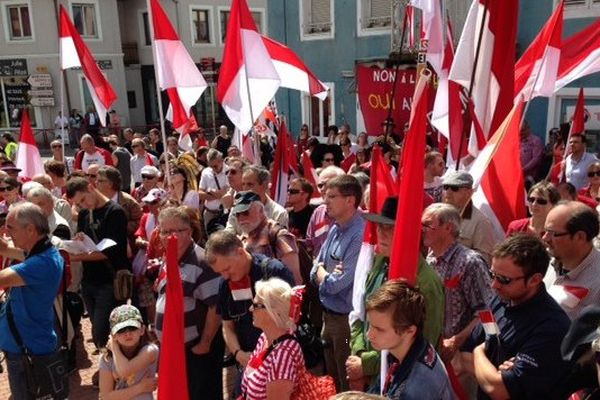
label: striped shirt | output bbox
[155,243,222,344]
[241,333,304,400]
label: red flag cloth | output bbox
[448,0,518,157]
[15,109,44,180]
[514,1,563,101]
[470,102,526,238]
[157,235,189,400]
[217,0,280,134]
[145,153,155,167]
[59,5,117,126]
[300,151,320,198]
[388,73,430,284]
[571,88,586,135]
[270,121,291,205]
[555,18,600,92]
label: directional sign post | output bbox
[28,73,55,107]
[28,89,54,97]
[27,74,52,88]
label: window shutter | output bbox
[564,0,587,5]
[310,0,331,24]
[370,0,391,18]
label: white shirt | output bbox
[81,151,107,172]
[566,152,599,191]
[198,167,228,211]
[130,153,158,184]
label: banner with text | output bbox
[356,65,416,136]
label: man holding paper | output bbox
[66,177,130,353]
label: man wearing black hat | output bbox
[346,196,445,391]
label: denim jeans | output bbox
[81,282,116,348]
[5,351,27,400]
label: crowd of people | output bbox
[0,119,599,400]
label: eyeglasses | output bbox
[251,302,266,310]
[226,169,238,176]
[116,326,139,334]
[490,271,527,285]
[527,197,548,205]
[421,222,438,231]
[86,174,97,179]
[288,189,301,195]
[442,185,462,192]
[544,229,571,239]
[141,174,156,180]
[0,186,13,192]
[588,171,600,178]
[159,227,189,237]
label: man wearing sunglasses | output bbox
[543,201,600,320]
[461,234,572,400]
[441,170,498,264]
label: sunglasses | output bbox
[141,174,156,180]
[287,189,301,195]
[116,326,139,334]
[490,271,527,285]
[51,145,62,149]
[588,171,600,178]
[226,169,238,176]
[0,186,13,192]
[323,158,335,162]
[442,185,462,192]
[251,302,266,310]
[527,197,548,205]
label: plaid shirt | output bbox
[427,242,493,338]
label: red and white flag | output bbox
[514,1,564,101]
[548,285,589,309]
[389,72,430,285]
[59,5,117,127]
[558,88,586,182]
[478,310,500,335]
[270,121,292,206]
[448,0,518,157]
[405,6,416,48]
[217,0,280,134]
[229,276,253,301]
[15,109,44,180]
[410,0,444,75]
[555,18,600,92]
[470,101,527,239]
[149,0,207,151]
[350,146,396,325]
[300,151,320,199]
[261,36,328,100]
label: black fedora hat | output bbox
[363,196,398,225]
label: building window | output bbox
[301,83,334,137]
[563,0,600,17]
[300,0,334,40]
[219,9,264,44]
[191,7,211,44]
[360,0,391,30]
[6,3,31,40]
[72,2,99,38]
[142,11,151,46]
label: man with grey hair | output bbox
[27,186,71,240]
[154,206,223,400]
[199,148,229,232]
[130,138,158,187]
[225,165,288,234]
[31,173,73,226]
[0,203,65,399]
[229,191,301,283]
[421,203,492,365]
[74,133,113,172]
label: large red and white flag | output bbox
[470,101,526,239]
[217,0,280,134]
[514,1,564,101]
[15,109,44,180]
[389,71,430,285]
[410,0,444,75]
[59,5,117,127]
[261,36,328,100]
[448,0,518,157]
[149,0,207,150]
[270,122,292,206]
[350,146,396,325]
[555,18,600,92]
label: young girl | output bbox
[99,305,159,400]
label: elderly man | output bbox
[229,191,301,283]
[462,234,572,399]
[0,203,65,399]
[131,165,160,204]
[74,134,113,172]
[31,173,73,226]
[442,170,498,263]
[66,177,129,351]
[130,138,158,187]
[225,165,288,234]
[347,196,445,391]
[154,207,223,400]
[543,201,600,319]
[310,174,365,392]
[421,203,492,365]
[27,187,71,240]
[199,148,229,231]
[205,230,294,397]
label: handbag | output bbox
[6,299,68,400]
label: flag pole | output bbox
[60,60,66,163]
[455,0,489,171]
[240,35,261,166]
[146,0,171,189]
